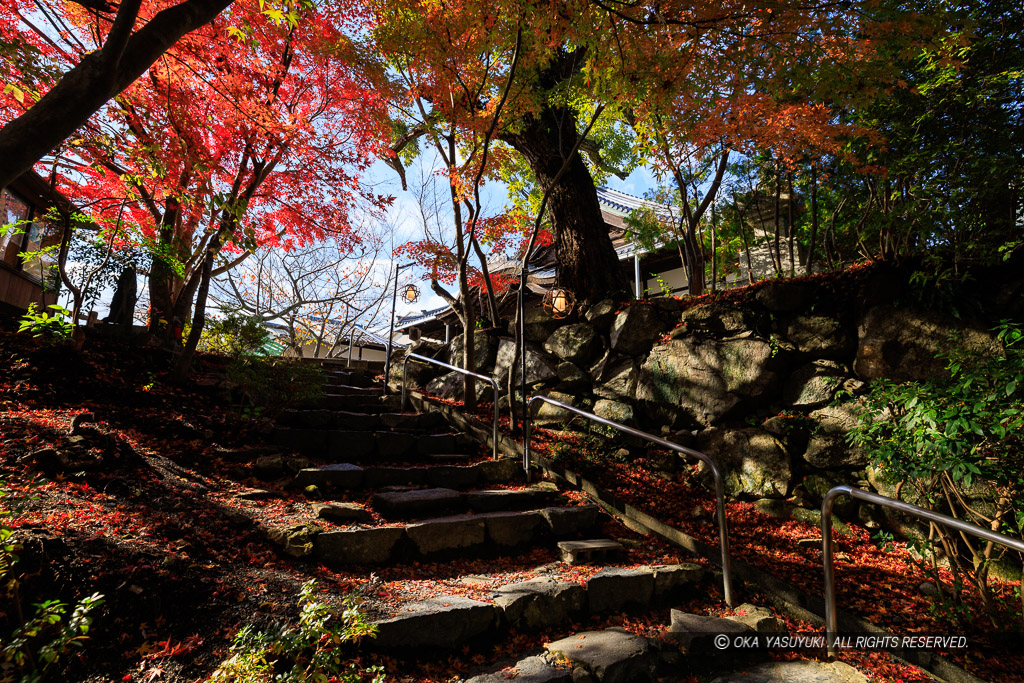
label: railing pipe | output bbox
[822,485,1024,656]
[524,394,735,607]
[401,353,499,460]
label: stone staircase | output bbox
[252,366,868,683]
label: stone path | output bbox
[250,361,872,683]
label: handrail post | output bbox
[401,355,410,413]
[821,485,1024,658]
[401,352,499,460]
[523,394,734,607]
[821,485,849,657]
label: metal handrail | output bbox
[401,353,499,460]
[524,395,735,607]
[822,485,1024,656]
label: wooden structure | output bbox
[0,172,69,315]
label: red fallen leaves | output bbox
[139,634,204,660]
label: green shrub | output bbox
[1,479,104,682]
[16,305,73,342]
[195,311,272,357]
[847,321,1024,618]
[209,580,383,683]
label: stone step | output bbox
[370,486,562,520]
[371,487,463,518]
[272,427,472,461]
[292,457,524,491]
[311,504,603,565]
[324,384,383,397]
[543,628,655,682]
[362,563,707,653]
[426,453,476,463]
[323,371,374,388]
[315,394,389,412]
[557,539,623,565]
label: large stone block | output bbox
[610,304,666,356]
[492,576,586,629]
[371,488,462,519]
[476,457,523,484]
[667,610,755,651]
[544,323,602,365]
[855,305,997,382]
[783,315,853,358]
[373,597,499,649]
[292,463,364,489]
[541,505,600,536]
[637,337,779,426]
[592,358,639,401]
[314,526,403,564]
[480,510,544,546]
[586,567,655,612]
[465,655,574,683]
[495,338,558,386]
[405,514,486,554]
[545,628,654,683]
[697,428,792,498]
[326,431,376,460]
[783,360,847,408]
[710,661,867,683]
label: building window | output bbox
[21,220,56,284]
[1,189,30,263]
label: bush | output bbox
[847,321,1024,618]
[1,479,104,682]
[195,311,271,357]
[16,305,72,342]
[209,580,383,683]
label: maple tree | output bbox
[7,0,391,373]
[0,0,242,190]
[364,0,913,301]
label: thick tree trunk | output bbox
[173,236,217,381]
[0,0,233,189]
[502,105,628,302]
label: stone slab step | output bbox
[315,394,388,412]
[371,488,463,518]
[279,409,449,433]
[278,409,383,431]
[545,628,655,683]
[292,457,524,491]
[365,565,707,653]
[324,384,383,397]
[272,428,471,461]
[311,505,603,564]
[370,486,561,520]
[465,488,561,513]
[557,539,622,564]
[426,453,476,463]
[709,661,867,683]
[373,597,500,649]
[323,372,374,388]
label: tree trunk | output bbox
[172,236,218,381]
[502,104,628,302]
[806,165,818,276]
[0,0,234,189]
[787,172,796,277]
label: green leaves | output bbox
[211,579,383,683]
[847,321,1024,616]
[17,304,73,342]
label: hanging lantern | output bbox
[543,287,575,319]
[402,283,420,304]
